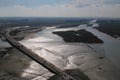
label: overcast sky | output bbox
[0,0,120,18]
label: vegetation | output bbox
[53,29,103,43]
[95,19,120,38]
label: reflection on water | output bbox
[0,39,11,48]
[79,26,120,68]
[21,24,120,69]
[43,24,120,68]
[20,24,120,80]
[104,41,120,67]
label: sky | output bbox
[0,0,120,18]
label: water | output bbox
[79,26,120,68]
[20,23,120,80]
[36,21,120,68]
[0,39,11,48]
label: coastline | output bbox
[20,26,120,80]
[0,26,120,80]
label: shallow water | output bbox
[52,23,120,68]
[79,26,120,68]
[0,39,11,48]
[20,24,120,80]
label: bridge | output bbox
[1,28,90,80]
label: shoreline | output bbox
[20,26,120,80]
[0,26,120,80]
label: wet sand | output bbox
[20,26,120,80]
[0,24,120,80]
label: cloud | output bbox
[0,0,69,7]
[0,3,120,18]
[69,0,103,8]
[104,0,120,5]
[0,0,119,17]
[0,4,78,17]
[69,0,120,8]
